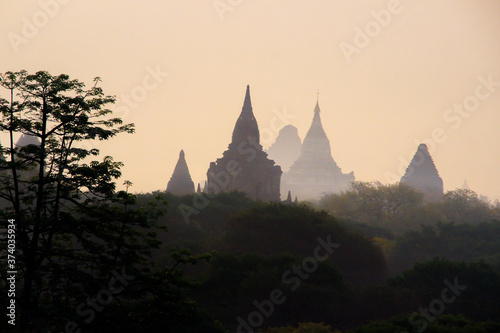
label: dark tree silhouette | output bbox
[0,71,223,332]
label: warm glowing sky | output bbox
[1,0,500,200]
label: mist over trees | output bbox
[318,181,500,235]
[1,71,500,332]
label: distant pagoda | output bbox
[166,150,195,196]
[15,133,41,179]
[281,99,354,200]
[205,85,282,201]
[400,143,443,202]
[15,133,40,148]
[266,125,302,173]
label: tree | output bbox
[389,258,500,322]
[0,70,137,326]
[318,181,424,231]
[0,71,222,332]
[350,314,500,333]
[438,188,497,224]
[267,322,340,333]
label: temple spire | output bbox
[281,95,354,200]
[207,85,282,201]
[230,85,260,148]
[314,100,321,114]
[314,90,321,114]
[243,84,252,112]
[166,149,195,196]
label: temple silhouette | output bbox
[281,99,354,200]
[165,86,449,203]
[266,125,302,173]
[400,143,443,202]
[166,150,195,196]
[205,85,282,201]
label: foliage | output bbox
[440,188,495,224]
[389,221,500,273]
[195,252,347,331]
[318,182,499,235]
[318,181,425,233]
[217,203,388,285]
[0,71,222,332]
[267,322,340,333]
[349,314,500,333]
[389,258,500,321]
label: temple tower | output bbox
[206,85,282,201]
[15,133,41,180]
[400,143,443,202]
[166,150,195,196]
[281,99,354,200]
[266,125,302,172]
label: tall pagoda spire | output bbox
[315,90,320,113]
[301,99,333,161]
[230,85,260,149]
[166,150,195,196]
[206,85,282,201]
[281,96,354,200]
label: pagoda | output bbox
[281,99,354,200]
[166,150,195,196]
[205,85,282,201]
[400,143,443,202]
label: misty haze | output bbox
[1,1,500,333]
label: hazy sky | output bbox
[1,0,500,200]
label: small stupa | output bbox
[400,143,443,202]
[166,150,195,196]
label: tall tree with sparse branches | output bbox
[0,70,135,327]
[0,71,223,332]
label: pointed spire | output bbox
[166,149,195,196]
[300,98,331,157]
[282,94,354,200]
[286,190,292,203]
[314,101,321,114]
[294,196,298,204]
[462,180,469,190]
[197,183,201,193]
[315,90,320,114]
[243,84,252,112]
[230,85,260,149]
